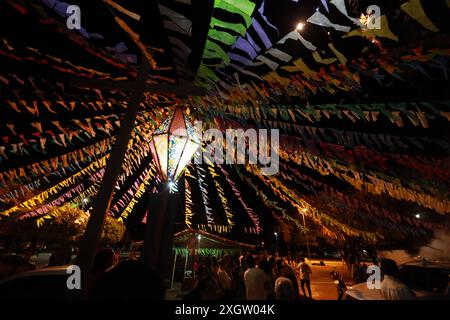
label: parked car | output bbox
[0,266,73,299]
[346,261,450,300]
[0,254,35,280]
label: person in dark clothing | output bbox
[87,248,117,295]
[90,259,165,300]
[331,270,347,300]
[259,259,275,300]
[92,248,115,275]
[184,256,223,300]
[283,265,300,299]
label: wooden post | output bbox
[302,213,311,260]
[183,247,189,276]
[75,59,151,295]
[171,252,178,289]
[69,57,205,298]
[142,190,169,270]
[142,189,181,284]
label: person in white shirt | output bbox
[243,254,268,300]
[380,258,416,300]
[297,257,312,298]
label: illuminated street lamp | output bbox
[143,107,201,278]
[149,107,201,189]
[301,208,311,260]
[81,198,89,210]
[296,22,305,31]
[274,232,279,255]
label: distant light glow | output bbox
[274,232,278,236]
[168,180,178,193]
[415,214,421,219]
[197,234,202,240]
[296,22,305,31]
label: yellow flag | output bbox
[312,51,337,64]
[401,0,439,32]
[328,43,347,65]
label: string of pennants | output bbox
[277,147,450,214]
[0,0,449,245]
[237,165,431,242]
[244,163,381,243]
[200,101,450,128]
[193,0,450,92]
[184,161,260,235]
[278,162,436,231]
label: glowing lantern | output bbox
[149,107,201,183]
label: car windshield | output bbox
[398,265,450,294]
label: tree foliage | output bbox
[1,205,125,245]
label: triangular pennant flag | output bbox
[401,0,439,32]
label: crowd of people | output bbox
[184,253,313,300]
[83,248,422,300]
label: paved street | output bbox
[299,259,352,300]
[166,259,353,300]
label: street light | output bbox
[301,208,311,260]
[296,22,305,31]
[143,107,201,277]
[81,198,89,210]
[149,107,201,187]
[167,180,177,193]
[274,232,279,255]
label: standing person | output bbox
[217,259,232,298]
[274,258,284,278]
[222,255,234,282]
[234,254,247,299]
[259,259,275,300]
[297,257,312,299]
[185,257,223,300]
[90,259,165,300]
[331,270,347,300]
[380,259,416,300]
[243,254,268,300]
[88,248,116,295]
[284,265,300,299]
[274,266,295,300]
